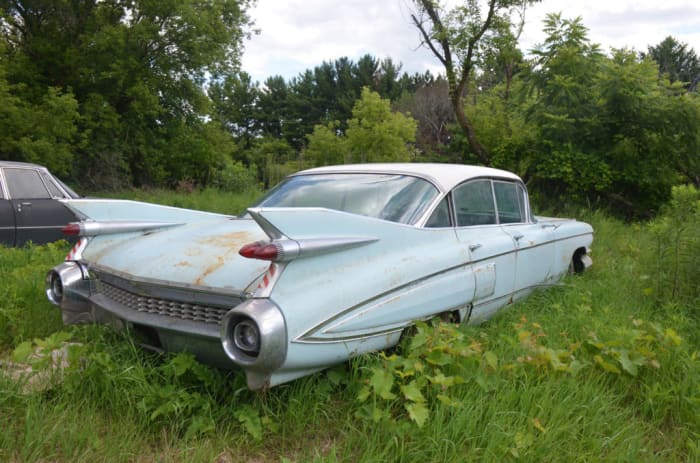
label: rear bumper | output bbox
[45,262,288,379]
[46,262,234,368]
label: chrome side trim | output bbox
[76,220,183,236]
[296,236,379,257]
[294,278,568,345]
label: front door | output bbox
[4,167,76,246]
[493,181,555,299]
[452,179,517,323]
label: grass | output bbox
[85,187,264,216]
[0,189,697,462]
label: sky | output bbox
[240,0,700,84]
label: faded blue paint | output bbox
[48,179,594,390]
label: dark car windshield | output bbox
[253,173,439,225]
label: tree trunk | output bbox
[451,91,490,165]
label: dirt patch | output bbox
[0,343,81,394]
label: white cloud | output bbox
[241,0,700,82]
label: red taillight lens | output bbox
[62,223,81,236]
[239,241,279,261]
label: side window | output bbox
[4,168,51,199]
[494,181,525,224]
[40,172,64,198]
[425,197,451,228]
[453,180,496,226]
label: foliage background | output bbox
[1,1,698,217]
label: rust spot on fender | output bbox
[192,232,263,285]
[196,231,259,249]
[195,256,225,286]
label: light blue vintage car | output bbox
[46,163,593,389]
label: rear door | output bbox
[4,167,76,246]
[0,173,16,246]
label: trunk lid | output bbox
[83,217,269,292]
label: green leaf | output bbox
[369,368,396,400]
[429,371,462,389]
[484,350,498,370]
[235,405,263,441]
[405,402,430,428]
[357,385,371,402]
[594,355,621,374]
[409,329,429,351]
[400,381,425,403]
[12,341,34,363]
[475,373,497,392]
[616,349,638,376]
[184,416,215,439]
[514,431,534,449]
[664,328,683,346]
[436,394,461,408]
[426,350,452,366]
[326,366,347,386]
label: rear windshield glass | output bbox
[254,173,439,225]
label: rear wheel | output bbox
[569,248,588,274]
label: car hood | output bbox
[82,217,270,292]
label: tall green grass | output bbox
[0,187,697,462]
[86,187,264,216]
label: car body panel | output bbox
[13,198,77,246]
[0,161,79,246]
[45,163,594,389]
[248,208,475,343]
[0,196,15,245]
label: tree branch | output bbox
[458,0,497,94]
[411,13,447,68]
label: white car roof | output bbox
[295,163,522,193]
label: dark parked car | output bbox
[1,161,80,247]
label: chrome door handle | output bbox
[513,233,524,241]
[17,202,32,212]
[469,243,482,252]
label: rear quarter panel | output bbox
[254,208,477,356]
[547,219,594,277]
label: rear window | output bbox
[255,173,439,225]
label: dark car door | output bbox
[0,179,16,246]
[3,167,77,246]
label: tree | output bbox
[394,78,454,158]
[209,72,260,149]
[643,36,700,91]
[525,13,607,199]
[305,88,417,165]
[256,76,290,139]
[524,13,700,216]
[0,0,254,188]
[410,0,540,165]
[0,43,80,176]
